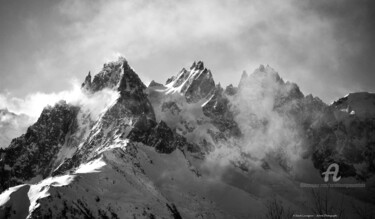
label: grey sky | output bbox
[0,0,374,104]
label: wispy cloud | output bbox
[0,79,119,148]
[206,66,307,176]
[41,0,365,102]
[0,80,117,119]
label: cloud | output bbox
[36,0,308,87]
[299,0,375,97]
[42,0,366,102]
[0,80,119,148]
[1,0,374,107]
[206,66,306,173]
[0,110,32,149]
[53,0,255,62]
[0,80,118,120]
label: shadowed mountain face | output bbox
[311,92,375,180]
[0,57,374,218]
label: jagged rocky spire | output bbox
[238,70,248,88]
[189,61,205,71]
[166,61,216,103]
[82,57,126,92]
[148,80,164,88]
[190,61,196,70]
[81,71,92,89]
[117,59,146,95]
[80,56,155,119]
[116,58,155,118]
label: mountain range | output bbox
[0,57,374,218]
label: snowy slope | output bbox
[0,144,172,218]
[2,140,368,219]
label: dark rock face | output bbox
[165,76,176,85]
[0,101,79,191]
[81,71,92,90]
[203,85,241,138]
[183,68,215,103]
[127,116,198,154]
[172,68,190,88]
[146,121,178,153]
[224,84,238,96]
[309,94,375,180]
[332,92,375,118]
[117,61,155,119]
[148,80,165,89]
[126,115,157,143]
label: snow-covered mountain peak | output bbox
[164,61,216,103]
[80,57,153,120]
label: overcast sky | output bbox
[0,0,374,104]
